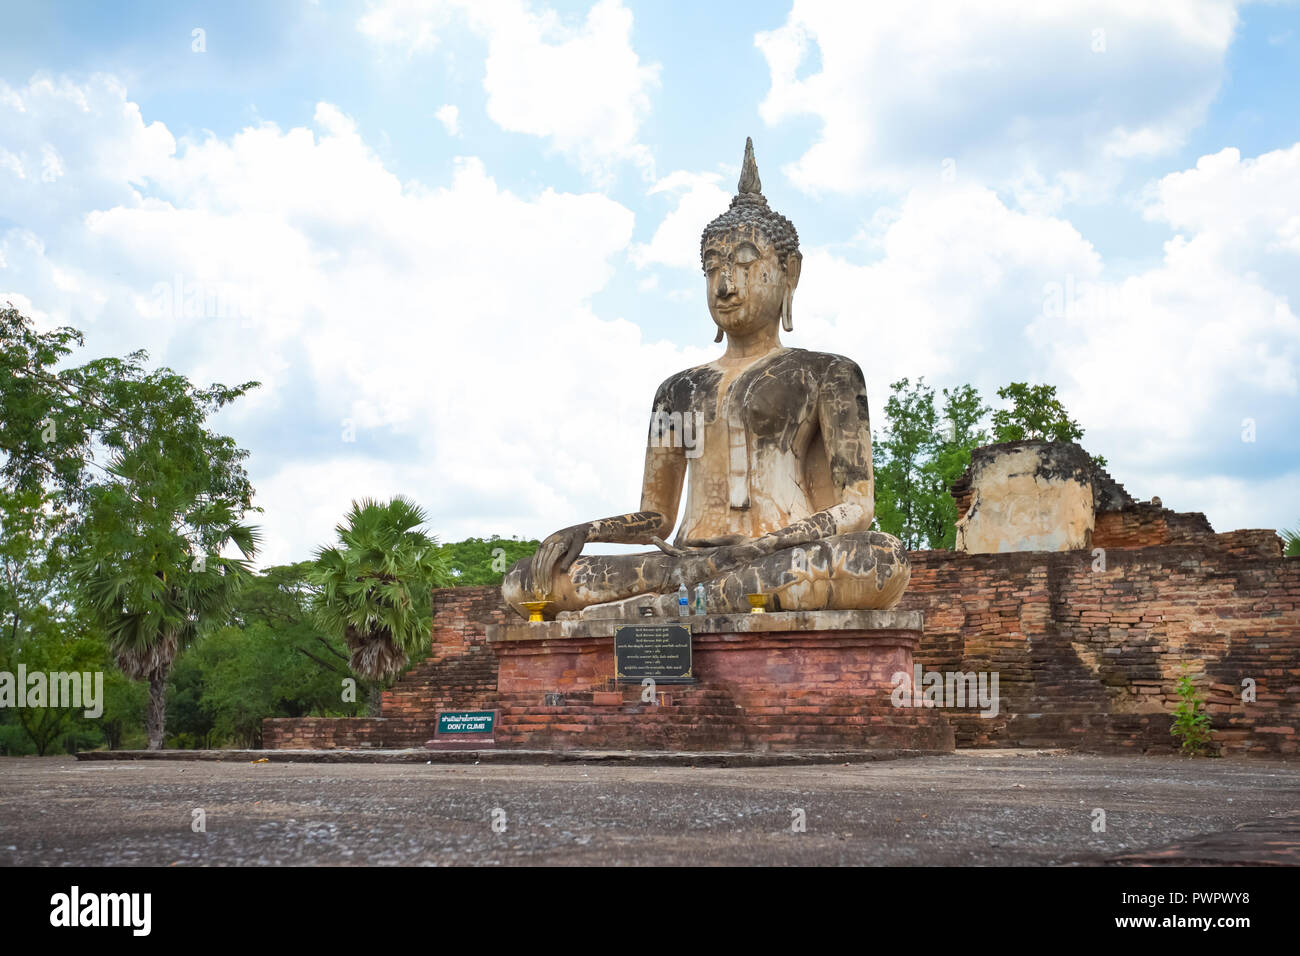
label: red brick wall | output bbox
[265,543,1300,755]
[901,545,1300,755]
[492,628,951,752]
[372,589,508,746]
[263,718,390,749]
[263,588,509,750]
[1092,504,1216,549]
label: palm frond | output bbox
[307,496,449,681]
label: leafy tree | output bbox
[0,600,142,755]
[441,536,540,587]
[0,627,99,754]
[228,562,355,709]
[204,563,361,746]
[1282,526,1300,557]
[926,384,991,549]
[95,671,148,750]
[0,306,255,519]
[0,487,68,647]
[990,382,1083,443]
[874,378,941,550]
[874,378,1116,549]
[161,563,360,749]
[0,485,100,755]
[874,380,989,550]
[991,382,1106,468]
[308,497,452,713]
[73,501,257,750]
[166,648,218,749]
[3,306,260,750]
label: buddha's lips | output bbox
[714,301,742,313]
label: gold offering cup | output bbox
[746,593,768,614]
[521,600,553,623]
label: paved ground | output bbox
[1,750,1297,866]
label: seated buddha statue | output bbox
[504,139,909,619]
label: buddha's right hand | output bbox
[529,523,591,597]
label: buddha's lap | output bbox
[565,530,907,581]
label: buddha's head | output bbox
[700,138,802,343]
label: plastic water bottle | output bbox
[693,583,706,615]
[677,583,689,616]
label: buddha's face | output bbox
[703,224,797,338]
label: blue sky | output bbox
[1,0,1297,562]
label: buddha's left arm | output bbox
[754,356,876,551]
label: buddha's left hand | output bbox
[529,522,591,596]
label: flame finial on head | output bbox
[738,136,762,195]
[700,137,803,340]
[700,137,800,271]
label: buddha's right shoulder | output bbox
[652,364,723,410]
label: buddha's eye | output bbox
[734,244,759,265]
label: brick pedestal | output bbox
[486,610,953,752]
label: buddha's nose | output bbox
[716,270,735,297]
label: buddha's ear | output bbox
[785,251,802,291]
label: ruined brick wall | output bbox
[901,545,1300,755]
[263,588,509,749]
[1092,503,1217,550]
[265,544,1299,755]
[262,718,390,749]
[377,587,508,746]
[491,627,952,752]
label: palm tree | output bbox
[73,500,257,750]
[307,497,450,712]
[1283,524,1300,557]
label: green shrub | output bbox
[1170,670,1214,756]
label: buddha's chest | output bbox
[686,354,822,515]
[704,355,819,445]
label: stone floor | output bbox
[1,750,1297,866]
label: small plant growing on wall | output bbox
[1170,668,1214,756]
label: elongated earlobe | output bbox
[781,287,793,332]
[714,326,724,343]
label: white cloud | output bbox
[788,143,1299,531]
[358,0,660,180]
[0,73,176,227]
[435,103,460,136]
[4,52,1297,556]
[0,75,698,565]
[1144,144,1300,264]
[630,170,732,271]
[756,0,1239,208]
[793,182,1102,397]
[356,0,452,54]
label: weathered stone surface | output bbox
[487,608,923,642]
[948,439,1268,559]
[953,440,1096,553]
[27,753,1300,867]
[502,138,907,620]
